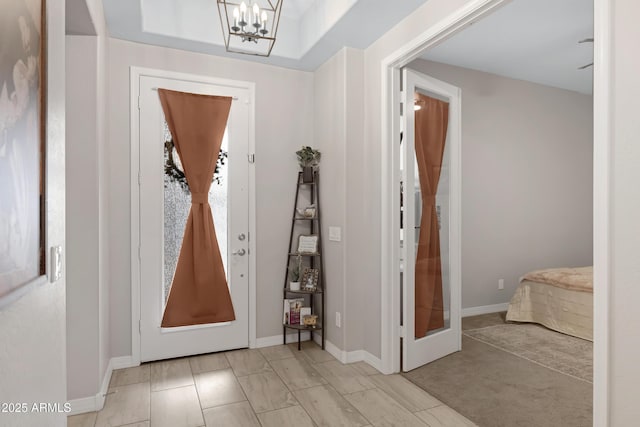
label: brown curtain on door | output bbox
[414,93,449,338]
[158,89,236,327]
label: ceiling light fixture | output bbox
[217,1,283,57]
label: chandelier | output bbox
[217,1,284,57]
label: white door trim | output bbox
[130,66,257,365]
[379,0,609,423]
[592,0,611,424]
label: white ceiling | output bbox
[101,0,429,71]
[421,0,594,94]
[281,0,315,19]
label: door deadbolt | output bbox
[238,233,246,241]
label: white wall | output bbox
[609,0,640,424]
[107,38,314,357]
[313,47,367,354]
[409,59,593,309]
[0,0,67,425]
[314,49,347,350]
[65,0,110,404]
[65,32,111,403]
[343,48,366,353]
[66,36,100,400]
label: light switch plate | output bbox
[329,226,341,242]
[50,246,62,283]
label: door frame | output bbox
[130,66,257,365]
[379,0,610,424]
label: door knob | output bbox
[232,248,246,256]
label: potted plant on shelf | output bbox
[288,255,302,291]
[296,146,321,183]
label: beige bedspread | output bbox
[521,266,593,293]
[507,266,593,341]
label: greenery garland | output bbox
[164,139,228,193]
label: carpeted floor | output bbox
[402,313,593,427]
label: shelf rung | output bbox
[288,252,321,257]
[284,288,323,294]
[283,324,323,331]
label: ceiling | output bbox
[280,0,314,19]
[421,0,594,94]
[101,0,429,71]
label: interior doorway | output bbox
[383,1,607,418]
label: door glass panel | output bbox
[162,120,229,304]
[414,90,450,338]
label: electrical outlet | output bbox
[498,279,504,290]
[335,312,341,328]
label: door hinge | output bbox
[138,171,141,185]
[399,325,405,338]
[138,320,141,334]
[137,95,141,110]
[248,153,255,164]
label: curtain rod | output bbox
[151,87,238,100]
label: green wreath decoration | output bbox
[164,139,228,193]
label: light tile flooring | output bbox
[68,341,477,427]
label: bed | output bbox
[506,266,593,341]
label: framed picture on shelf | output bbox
[297,234,318,254]
[302,267,319,291]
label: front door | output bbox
[402,68,462,371]
[138,74,250,362]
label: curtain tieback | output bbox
[191,192,209,204]
[191,192,211,248]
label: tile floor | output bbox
[68,341,477,427]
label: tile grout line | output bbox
[188,358,207,427]
[264,348,325,426]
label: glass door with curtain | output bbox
[139,75,250,362]
[401,68,461,371]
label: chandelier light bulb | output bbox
[231,7,240,31]
[240,2,247,13]
[261,10,267,24]
[253,3,260,26]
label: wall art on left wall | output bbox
[0,0,47,303]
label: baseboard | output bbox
[462,302,509,318]
[67,395,97,416]
[254,332,311,348]
[324,340,383,373]
[68,355,138,416]
[111,355,136,370]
